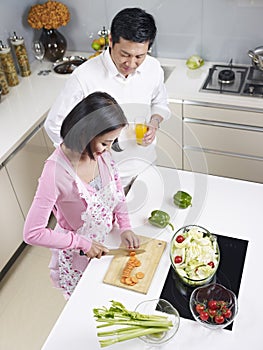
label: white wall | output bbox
[0,0,262,64]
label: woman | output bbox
[23,92,140,299]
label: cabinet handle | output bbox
[184,117,263,132]
[184,145,263,161]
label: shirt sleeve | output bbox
[44,75,85,147]
[151,62,171,121]
[23,160,92,253]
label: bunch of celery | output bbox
[93,300,173,348]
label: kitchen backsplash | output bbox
[0,0,263,65]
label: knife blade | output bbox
[79,248,146,257]
[106,248,146,256]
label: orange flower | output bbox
[27,1,70,29]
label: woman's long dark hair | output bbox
[61,92,127,159]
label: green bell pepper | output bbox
[173,191,192,209]
[148,210,174,230]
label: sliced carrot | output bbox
[134,260,141,267]
[129,251,136,256]
[136,272,145,279]
[121,277,126,284]
[125,277,133,285]
[131,276,138,283]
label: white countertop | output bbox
[42,165,263,350]
[158,57,263,110]
[1,53,262,164]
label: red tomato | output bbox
[176,235,185,243]
[208,300,218,310]
[222,308,232,319]
[174,255,182,264]
[199,311,209,321]
[208,309,217,318]
[195,304,205,314]
[208,261,215,268]
[215,315,225,324]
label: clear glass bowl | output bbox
[189,283,238,329]
[134,299,180,346]
[170,225,220,287]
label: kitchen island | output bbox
[41,165,262,350]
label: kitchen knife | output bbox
[79,248,146,257]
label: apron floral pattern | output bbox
[50,155,125,299]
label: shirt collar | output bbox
[103,47,143,80]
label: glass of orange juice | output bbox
[135,117,148,145]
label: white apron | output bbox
[49,154,123,298]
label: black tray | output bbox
[159,234,248,330]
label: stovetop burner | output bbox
[201,62,263,97]
[201,64,248,95]
[159,234,248,330]
[218,69,235,84]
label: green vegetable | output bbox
[148,210,174,230]
[173,191,192,209]
[93,300,173,347]
[186,55,204,70]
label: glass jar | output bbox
[0,62,9,95]
[0,42,19,86]
[10,32,31,77]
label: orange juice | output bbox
[135,123,147,145]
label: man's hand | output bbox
[143,115,163,145]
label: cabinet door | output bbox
[184,149,263,183]
[156,102,183,169]
[42,126,55,155]
[0,167,25,270]
[5,128,49,218]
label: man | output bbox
[45,7,171,189]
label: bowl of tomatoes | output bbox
[189,283,238,329]
[170,225,220,287]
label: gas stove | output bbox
[200,61,263,97]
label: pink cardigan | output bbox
[23,147,132,253]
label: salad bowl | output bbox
[170,225,220,287]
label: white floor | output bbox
[0,245,66,350]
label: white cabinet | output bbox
[156,100,183,169]
[0,166,25,271]
[183,103,263,183]
[5,127,50,219]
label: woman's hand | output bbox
[85,240,109,259]
[121,230,140,249]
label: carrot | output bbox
[131,276,138,284]
[136,272,145,279]
[120,252,144,285]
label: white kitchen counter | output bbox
[158,57,263,110]
[1,52,262,163]
[41,165,263,350]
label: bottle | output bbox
[0,41,19,86]
[10,32,31,77]
[0,61,9,95]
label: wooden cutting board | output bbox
[103,235,167,294]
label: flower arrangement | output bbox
[27,1,70,30]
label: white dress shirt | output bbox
[45,48,171,186]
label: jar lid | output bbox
[0,41,10,53]
[10,32,24,45]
